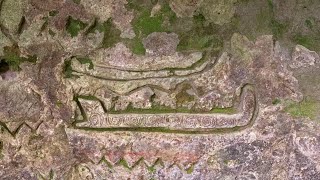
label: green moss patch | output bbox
[284,99,319,120]
[133,10,166,36]
[177,34,222,52]
[76,57,94,69]
[186,164,195,174]
[87,18,121,49]
[210,107,237,114]
[66,17,87,37]
[125,1,176,55]
[1,45,37,71]
[63,59,74,78]
[72,0,81,4]
[293,34,320,52]
[115,1,224,54]
[173,14,223,54]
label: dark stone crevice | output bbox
[0,59,9,76]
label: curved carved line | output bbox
[73,84,258,134]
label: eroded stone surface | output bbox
[1,0,320,179]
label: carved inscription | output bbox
[75,86,256,131]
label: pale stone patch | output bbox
[231,33,254,65]
[92,42,203,71]
[0,0,26,34]
[0,31,12,56]
[200,0,237,25]
[290,45,319,68]
[80,0,113,22]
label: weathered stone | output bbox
[143,32,180,56]
[1,0,320,179]
[0,0,26,34]
[290,45,319,68]
[200,0,237,25]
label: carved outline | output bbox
[72,84,259,134]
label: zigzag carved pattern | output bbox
[98,156,196,174]
[0,120,43,137]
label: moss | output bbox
[49,10,58,17]
[173,14,223,53]
[223,159,230,164]
[86,18,121,48]
[133,11,165,36]
[66,17,87,37]
[272,99,281,105]
[117,158,131,169]
[55,100,63,108]
[49,169,54,180]
[76,57,94,69]
[72,0,81,4]
[186,164,195,174]
[126,2,169,55]
[305,19,314,30]
[49,29,56,36]
[267,0,274,10]
[124,1,179,55]
[101,19,122,48]
[125,37,146,55]
[63,59,74,78]
[147,158,164,173]
[125,1,225,54]
[40,17,49,32]
[1,45,37,71]
[293,34,320,51]
[234,0,288,40]
[77,95,99,101]
[210,107,237,114]
[98,157,113,169]
[284,99,319,119]
[147,166,156,173]
[256,9,272,31]
[270,19,287,39]
[177,34,222,52]
[109,102,191,114]
[266,0,286,39]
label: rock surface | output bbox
[0,0,320,179]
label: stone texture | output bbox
[1,0,320,179]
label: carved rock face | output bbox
[1,0,320,179]
[0,81,44,131]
